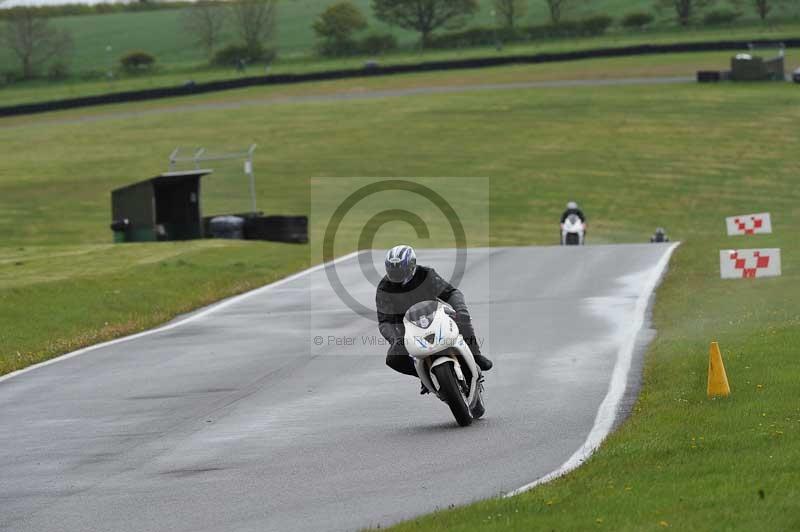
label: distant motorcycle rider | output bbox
[650,227,670,243]
[376,245,493,381]
[560,200,586,241]
[560,201,586,224]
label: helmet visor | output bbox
[385,261,413,284]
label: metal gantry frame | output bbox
[168,144,258,213]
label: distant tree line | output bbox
[310,0,793,57]
[655,0,792,26]
[1,0,794,82]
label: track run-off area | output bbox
[0,244,677,531]
[2,76,692,128]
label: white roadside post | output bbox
[719,248,782,279]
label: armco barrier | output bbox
[2,38,797,118]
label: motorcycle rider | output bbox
[560,201,586,242]
[560,201,586,224]
[376,245,493,385]
[650,227,670,243]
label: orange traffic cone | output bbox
[707,341,731,398]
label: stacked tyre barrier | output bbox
[697,70,722,82]
[208,216,245,240]
[2,39,798,118]
[244,216,308,244]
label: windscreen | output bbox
[405,300,438,329]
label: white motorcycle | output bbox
[560,214,586,245]
[403,300,485,427]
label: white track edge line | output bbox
[505,241,681,497]
[0,250,363,385]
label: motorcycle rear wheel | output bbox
[432,363,472,427]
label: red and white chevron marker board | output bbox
[725,212,772,236]
[719,249,781,279]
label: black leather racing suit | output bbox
[560,208,586,223]
[376,266,482,377]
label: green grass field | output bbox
[1,0,799,106]
[1,52,799,528]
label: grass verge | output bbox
[0,241,308,375]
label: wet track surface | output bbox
[0,245,675,531]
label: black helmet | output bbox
[385,245,417,284]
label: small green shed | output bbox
[111,169,212,242]
[730,43,786,82]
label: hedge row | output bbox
[318,33,398,58]
[427,16,615,49]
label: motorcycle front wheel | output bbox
[432,363,472,427]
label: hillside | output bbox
[2,0,798,74]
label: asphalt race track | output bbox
[0,244,676,532]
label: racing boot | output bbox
[464,335,492,371]
[455,315,492,371]
[474,353,493,371]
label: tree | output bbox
[230,0,278,53]
[494,0,527,28]
[655,0,717,26]
[182,1,227,57]
[371,0,478,47]
[732,0,789,21]
[1,10,73,79]
[754,0,772,19]
[542,0,586,25]
[313,2,367,56]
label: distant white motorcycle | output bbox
[403,300,485,426]
[560,214,586,246]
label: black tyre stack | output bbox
[244,216,308,244]
[697,70,722,82]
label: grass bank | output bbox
[0,242,308,375]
